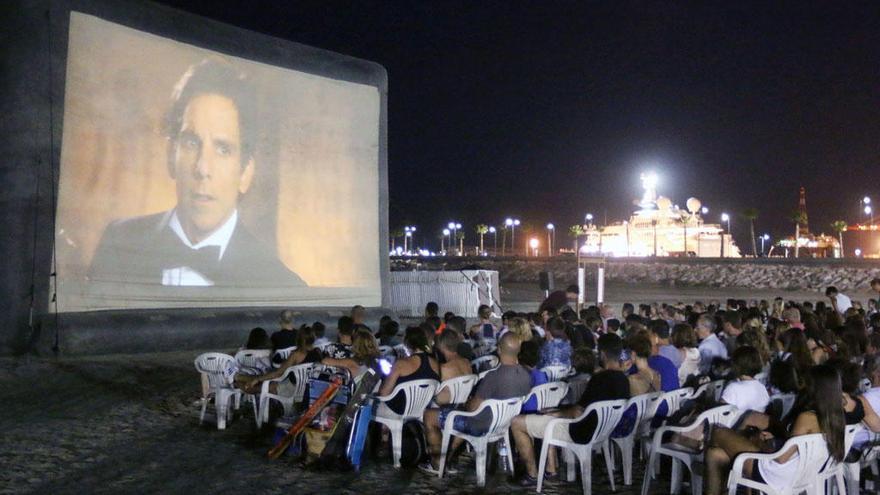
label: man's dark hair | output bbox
[825,286,839,296]
[518,339,541,368]
[871,278,880,288]
[606,318,621,332]
[648,319,670,339]
[425,301,439,317]
[560,308,578,322]
[547,317,568,339]
[337,316,354,336]
[425,315,442,331]
[731,346,763,378]
[597,333,623,363]
[446,315,467,335]
[164,58,257,166]
[312,321,326,338]
[438,329,463,352]
[724,311,742,329]
[565,284,580,295]
[572,347,597,373]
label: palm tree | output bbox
[389,227,405,251]
[742,208,759,257]
[831,220,847,258]
[569,224,585,252]
[456,231,465,255]
[789,210,808,258]
[475,224,489,254]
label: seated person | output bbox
[623,331,661,395]
[420,333,532,474]
[433,329,474,405]
[269,310,298,353]
[237,327,323,395]
[510,333,630,486]
[377,327,441,415]
[520,339,549,413]
[445,316,476,361]
[377,319,401,347]
[703,365,846,495]
[563,347,596,405]
[721,346,770,413]
[468,304,498,340]
[312,322,329,348]
[244,327,272,351]
[672,323,702,385]
[324,316,355,359]
[854,356,880,451]
[538,317,573,369]
[322,329,381,380]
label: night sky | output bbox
[155,0,880,252]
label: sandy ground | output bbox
[0,282,867,494]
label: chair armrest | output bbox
[541,416,578,443]
[729,449,784,477]
[265,365,298,384]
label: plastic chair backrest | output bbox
[272,346,297,366]
[472,355,499,373]
[526,381,569,411]
[582,399,627,445]
[694,404,740,429]
[478,367,499,381]
[288,363,315,402]
[540,365,572,381]
[566,376,591,403]
[769,392,797,420]
[659,387,694,416]
[234,349,271,375]
[479,397,524,438]
[195,353,236,388]
[786,434,831,490]
[623,391,662,437]
[438,374,478,405]
[694,380,725,402]
[754,371,768,385]
[860,378,872,394]
[388,379,439,419]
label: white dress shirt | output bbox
[698,333,728,374]
[162,209,238,286]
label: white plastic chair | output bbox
[609,391,662,485]
[471,355,499,373]
[540,365,573,381]
[437,397,523,486]
[845,430,880,494]
[563,376,591,405]
[692,379,725,402]
[257,362,313,427]
[726,433,829,495]
[478,367,499,381]
[436,374,478,407]
[641,404,739,495]
[536,399,627,495]
[754,371,768,385]
[637,387,694,461]
[372,379,439,467]
[272,346,297,368]
[194,353,241,430]
[768,392,797,420]
[817,423,861,494]
[524,382,570,412]
[233,349,272,424]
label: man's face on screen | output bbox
[171,93,254,243]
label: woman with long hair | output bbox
[323,328,381,379]
[703,364,846,495]
[775,328,814,377]
[376,326,440,415]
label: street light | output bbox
[529,238,539,257]
[441,228,450,253]
[585,213,594,225]
[505,217,521,254]
[448,222,461,255]
[761,233,770,255]
[489,226,497,254]
[546,223,555,256]
[701,206,709,215]
[403,225,416,253]
[721,213,730,232]
[856,248,863,257]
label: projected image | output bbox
[56,13,382,311]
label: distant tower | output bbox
[798,186,810,234]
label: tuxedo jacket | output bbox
[88,211,306,288]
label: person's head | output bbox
[279,310,296,330]
[736,328,771,365]
[351,328,380,365]
[425,301,439,318]
[825,286,839,298]
[444,311,456,323]
[867,333,880,357]
[478,304,492,320]
[805,365,846,462]
[723,311,743,337]
[597,333,623,369]
[865,355,880,386]
[380,319,400,339]
[245,327,271,349]
[625,331,653,360]
[606,318,621,333]
[424,315,442,332]
[572,347,597,374]
[826,357,861,396]
[695,314,716,338]
[404,326,431,354]
[622,303,635,318]
[782,307,801,324]
[547,317,568,340]
[671,323,698,349]
[497,333,523,364]
[648,319,671,342]
[871,278,880,293]
[350,305,366,325]
[776,328,813,372]
[163,58,257,243]
[730,346,763,378]
[507,317,533,342]
[769,359,799,394]
[437,329,463,356]
[312,321,326,339]
[518,339,541,368]
[337,316,355,343]
[296,326,316,349]
[565,284,580,302]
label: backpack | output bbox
[398,420,428,467]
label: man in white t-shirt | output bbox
[826,286,852,315]
[854,356,880,449]
[720,346,769,412]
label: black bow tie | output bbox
[164,244,221,275]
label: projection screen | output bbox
[55,12,382,312]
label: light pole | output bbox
[442,228,450,254]
[403,226,416,254]
[701,206,708,215]
[721,213,730,258]
[546,223,554,256]
[506,218,520,255]
[529,238,539,257]
[448,222,461,255]
[585,213,594,226]
[761,234,770,255]
[489,226,497,255]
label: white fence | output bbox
[389,270,501,318]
